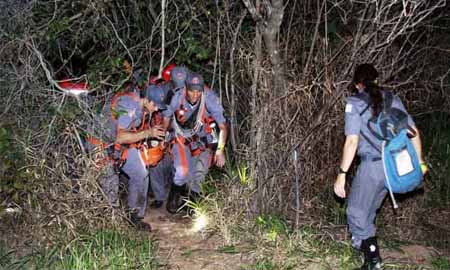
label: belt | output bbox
[360,156,381,162]
[180,135,208,146]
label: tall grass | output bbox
[0,229,161,270]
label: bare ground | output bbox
[142,206,450,270]
[143,207,252,270]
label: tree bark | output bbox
[242,0,286,94]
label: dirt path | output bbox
[382,244,442,266]
[143,207,448,270]
[143,207,251,270]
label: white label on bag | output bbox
[395,149,414,176]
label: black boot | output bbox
[166,184,187,214]
[357,237,382,270]
[150,200,164,209]
[129,213,152,232]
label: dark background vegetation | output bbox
[1,0,449,263]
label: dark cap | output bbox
[186,72,204,92]
[170,66,189,90]
[145,85,167,110]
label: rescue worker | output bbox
[146,66,190,208]
[146,119,171,208]
[89,93,140,209]
[87,95,121,208]
[334,64,427,270]
[159,65,190,102]
[113,85,167,231]
[163,72,227,214]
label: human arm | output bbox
[113,96,165,144]
[410,127,424,163]
[334,97,362,198]
[162,116,171,131]
[115,126,165,145]
[334,135,359,198]
[214,123,228,167]
[205,90,228,167]
[410,126,428,174]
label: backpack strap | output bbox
[383,91,394,111]
[359,130,382,154]
[367,118,387,141]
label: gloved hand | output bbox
[420,162,429,175]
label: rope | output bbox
[172,92,206,139]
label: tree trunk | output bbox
[243,0,286,213]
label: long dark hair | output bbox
[351,64,383,116]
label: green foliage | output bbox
[245,258,278,270]
[0,245,15,268]
[288,225,359,269]
[60,101,84,122]
[86,55,126,89]
[0,229,161,270]
[176,37,212,66]
[221,157,252,186]
[56,230,158,269]
[238,165,250,185]
[46,18,71,42]
[0,127,33,201]
[431,256,450,270]
[328,201,347,226]
[181,248,193,257]
[256,215,289,241]
[217,245,239,254]
[200,174,218,194]
[0,127,11,155]
[381,238,409,252]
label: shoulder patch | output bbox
[345,104,353,113]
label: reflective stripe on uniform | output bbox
[175,136,189,177]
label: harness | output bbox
[138,111,165,167]
[89,92,165,169]
[173,89,207,139]
[172,89,217,156]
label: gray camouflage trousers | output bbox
[148,153,173,201]
[121,147,149,218]
[100,148,174,215]
[172,141,211,193]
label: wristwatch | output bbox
[338,167,347,174]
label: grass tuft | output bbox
[0,229,161,270]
